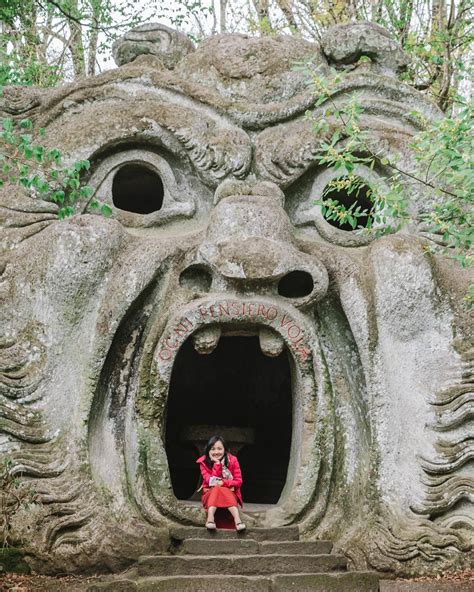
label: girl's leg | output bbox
[206,506,217,524]
[228,505,244,526]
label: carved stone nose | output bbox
[191,182,329,306]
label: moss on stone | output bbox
[0,547,31,574]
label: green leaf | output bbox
[2,118,13,133]
[79,185,93,198]
[51,190,65,204]
[19,119,33,130]
[47,148,61,164]
[100,203,113,217]
[67,177,80,190]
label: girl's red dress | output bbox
[196,453,243,529]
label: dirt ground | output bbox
[0,570,473,592]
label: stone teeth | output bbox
[192,325,222,354]
[259,327,285,357]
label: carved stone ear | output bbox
[113,23,194,69]
[320,22,410,76]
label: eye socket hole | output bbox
[278,271,314,299]
[112,164,164,214]
[179,265,213,293]
[322,178,374,231]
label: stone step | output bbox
[138,575,271,592]
[88,572,379,592]
[179,538,259,555]
[178,538,333,555]
[170,525,300,542]
[138,553,347,577]
[271,572,379,591]
[260,540,333,555]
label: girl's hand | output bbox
[215,478,223,487]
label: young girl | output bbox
[196,435,246,531]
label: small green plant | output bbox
[319,175,378,230]
[0,459,36,547]
[0,117,111,218]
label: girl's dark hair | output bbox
[204,435,229,469]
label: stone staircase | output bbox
[88,526,379,591]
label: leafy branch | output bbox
[0,117,111,218]
[305,66,473,272]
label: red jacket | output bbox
[196,453,243,507]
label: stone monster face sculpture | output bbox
[1,23,472,574]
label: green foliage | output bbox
[0,0,62,87]
[0,0,212,84]
[319,176,377,230]
[0,117,111,218]
[0,51,61,88]
[412,100,474,260]
[305,66,473,287]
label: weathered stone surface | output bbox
[259,541,333,554]
[88,580,138,592]
[272,572,380,591]
[380,582,474,592]
[0,548,31,574]
[135,573,380,592]
[137,553,347,577]
[170,526,300,542]
[0,20,472,579]
[321,22,410,75]
[179,538,260,555]
[113,23,194,69]
[137,575,272,592]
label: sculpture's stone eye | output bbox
[84,148,197,227]
[292,166,384,246]
[278,271,314,298]
[322,179,374,231]
[112,163,164,214]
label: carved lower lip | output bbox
[131,295,323,525]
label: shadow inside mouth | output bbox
[165,334,292,504]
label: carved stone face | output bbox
[0,23,472,575]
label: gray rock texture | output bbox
[113,23,195,69]
[0,22,472,577]
[321,22,410,75]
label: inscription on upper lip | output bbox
[156,299,312,364]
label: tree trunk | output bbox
[219,0,228,33]
[67,0,86,77]
[87,0,101,76]
[252,0,271,32]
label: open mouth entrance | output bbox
[165,335,292,504]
